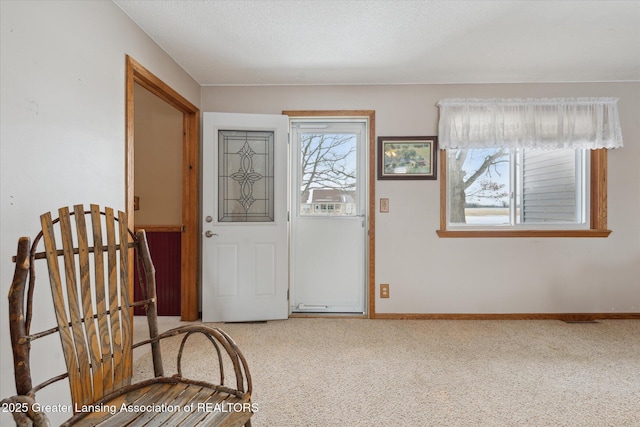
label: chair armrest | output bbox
[137,324,252,396]
[1,395,52,427]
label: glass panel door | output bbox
[290,119,367,314]
[202,113,289,322]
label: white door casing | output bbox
[201,112,289,322]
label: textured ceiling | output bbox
[114,0,640,86]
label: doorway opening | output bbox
[125,56,200,321]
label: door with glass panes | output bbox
[289,119,368,314]
[201,112,289,322]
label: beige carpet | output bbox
[133,318,640,426]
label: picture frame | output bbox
[377,136,438,180]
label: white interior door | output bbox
[202,112,289,322]
[290,119,368,314]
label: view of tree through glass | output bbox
[447,148,510,225]
[299,133,357,216]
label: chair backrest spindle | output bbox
[38,204,135,408]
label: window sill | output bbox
[436,229,612,238]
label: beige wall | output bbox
[0,2,200,424]
[134,83,183,226]
[202,82,640,315]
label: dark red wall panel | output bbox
[134,231,181,316]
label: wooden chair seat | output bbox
[2,205,253,426]
[65,378,251,427]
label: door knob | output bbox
[205,230,217,238]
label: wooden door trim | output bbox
[283,110,376,318]
[126,55,200,321]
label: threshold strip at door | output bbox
[295,303,329,311]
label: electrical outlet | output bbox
[380,284,390,298]
[380,198,389,213]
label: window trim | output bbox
[437,148,611,238]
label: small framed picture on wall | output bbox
[377,136,438,180]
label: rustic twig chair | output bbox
[2,204,253,426]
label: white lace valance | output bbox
[437,97,623,150]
